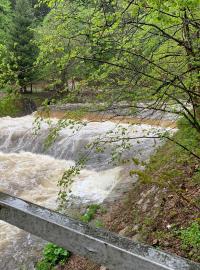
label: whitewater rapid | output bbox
[0,115,173,269]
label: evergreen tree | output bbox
[30,0,50,19]
[0,0,12,45]
[11,0,37,92]
[0,0,16,90]
[10,0,50,19]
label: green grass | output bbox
[179,222,200,261]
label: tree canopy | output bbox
[0,0,199,129]
[35,0,200,128]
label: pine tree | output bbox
[10,0,50,19]
[0,0,12,45]
[11,0,37,93]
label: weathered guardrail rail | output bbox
[0,192,199,270]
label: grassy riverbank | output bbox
[100,119,200,262]
[1,95,199,267]
[61,119,200,269]
[0,91,54,117]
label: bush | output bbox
[176,118,200,158]
[80,204,100,223]
[36,260,51,270]
[0,94,19,117]
[36,243,71,270]
[180,222,200,248]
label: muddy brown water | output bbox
[0,113,176,269]
[39,111,177,128]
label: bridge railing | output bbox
[0,192,199,270]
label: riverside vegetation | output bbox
[59,119,199,269]
[0,0,200,269]
[35,118,200,269]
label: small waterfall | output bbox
[0,115,168,169]
[0,114,173,269]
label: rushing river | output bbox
[0,114,173,269]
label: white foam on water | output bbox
[0,115,172,163]
[0,151,123,206]
[0,151,124,269]
[0,115,174,269]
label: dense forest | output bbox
[0,0,200,269]
[1,0,199,118]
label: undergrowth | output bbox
[112,118,200,262]
[36,243,71,270]
[179,221,200,261]
[80,204,100,223]
[0,94,20,117]
[133,118,200,188]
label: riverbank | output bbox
[0,101,199,269]
[61,119,200,269]
[0,91,55,118]
[0,112,174,269]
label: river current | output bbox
[0,114,173,269]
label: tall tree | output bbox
[11,0,37,93]
[0,0,16,90]
[30,0,50,19]
[37,0,200,131]
[0,0,11,44]
[10,0,49,19]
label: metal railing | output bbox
[0,192,199,270]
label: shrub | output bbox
[36,243,71,270]
[180,222,200,248]
[80,204,100,223]
[0,94,19,117]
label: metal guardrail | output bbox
[0,192,199,270]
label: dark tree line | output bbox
[7,0,49,93]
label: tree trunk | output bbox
[30,83,33,93]
[182,10,200,123]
